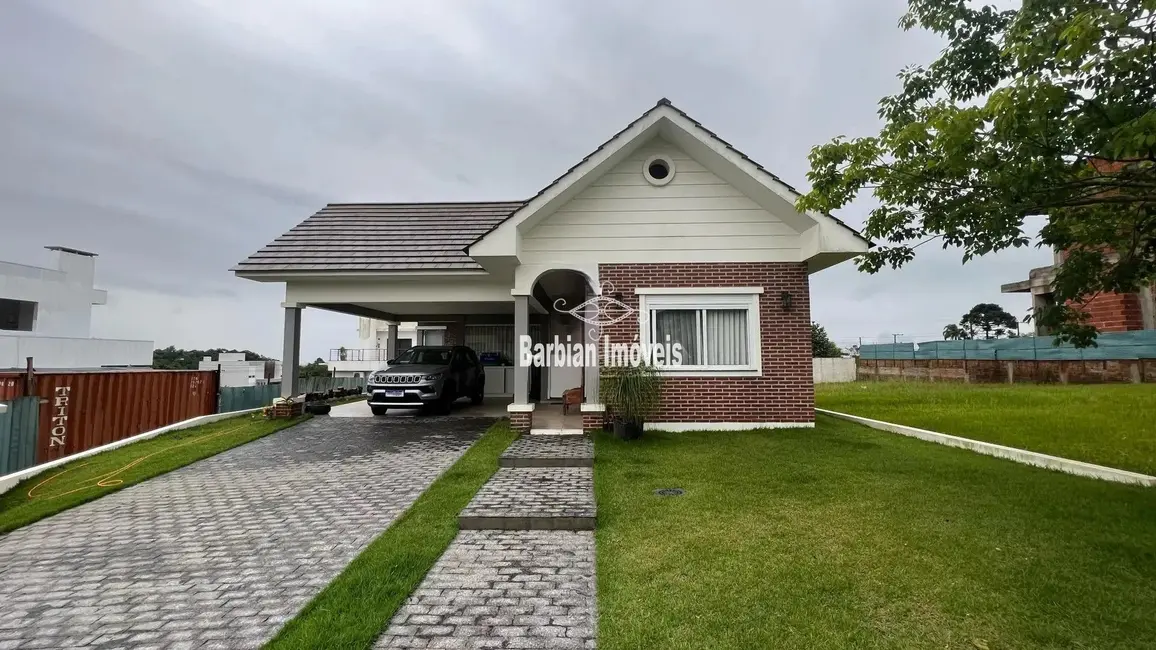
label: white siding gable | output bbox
[520,138,801,265]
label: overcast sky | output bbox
[0,0,1051,359]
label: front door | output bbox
[548,318,583,399]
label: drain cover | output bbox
[654,488,685,497]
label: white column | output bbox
[281,305,302,398]
[387,323,399,363]
[512,295,530,405]
[583,292,600,404]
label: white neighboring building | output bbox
[197,352,282,388]
[0,246,153,370]
[327,318,447,379]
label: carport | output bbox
[232,203,601,428]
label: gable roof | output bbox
[234,99,869,278]
[468,98,866,250]
[233,202,523,274]
[467,98,870,258]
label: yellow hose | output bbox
[27,421,255,500]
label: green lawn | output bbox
[0,412,308,534]
[595,417,1156,650]
[816,382,1156,475]
[267,420,518,650]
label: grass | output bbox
[0,412,308,535]
[816,382,1156,475]
[595,416,1156,650]
[266,420,518,650]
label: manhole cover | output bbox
[654,488,685,497]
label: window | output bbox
[642,155,676,186]
[0,298,37,332]
[638,289,762,375]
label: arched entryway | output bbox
[510,267,601,433]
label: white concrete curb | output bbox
[0,408,265,496]
[816,408,1156,487]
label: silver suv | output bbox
[366,345,485,415]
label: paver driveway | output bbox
[0,415,494,649]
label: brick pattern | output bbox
[599,262,814,424]
[581,413,604,434]
[1076,292,1145,332]
[510,411,532,432]
[0,417,492,650]
[500,435,594,468]
[459,468,595,530]
[375,530,596,650]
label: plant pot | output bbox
[613,419,644,440]
[305,402,332,416]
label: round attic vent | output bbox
[643,155,675,186]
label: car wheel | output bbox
[370,405,388,416]
[470,381,484,405]
[433,383,455,415]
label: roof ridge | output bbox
[324,200,525,207]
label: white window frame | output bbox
[637,287,763,377]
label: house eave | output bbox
[233,269,492,283]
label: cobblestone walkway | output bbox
[376,531,595,650]
[0,416,493,650]
[459,468,595,530]
[376,434,598,649]
[499,436,593,468]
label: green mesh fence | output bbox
[858,330,1156,361]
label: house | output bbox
[0,246,153,370]
[1002,159,1156,335]
[1002,249,1156,335]
[234,99,870,432]
[326,318,444,379]
[197,352,282,388]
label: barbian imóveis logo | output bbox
[518,282,684,368]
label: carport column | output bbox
[387,322,398,360]
[444,316,466,346]
[509,294,533,432]
[582,294,604,433]
[281,304,302,398]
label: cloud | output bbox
[1,0,1052,359]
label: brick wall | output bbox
[599,262,813,424]
[582,412,604,434]
[858,358,1156,384]
[509,411,531,432]
[1078,292,1144,332]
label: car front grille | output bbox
[375,374,421,384]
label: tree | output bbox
[796,0,1156,347]
[942,324,972,341]
[960,303,1020,339]
[301,357,331,378]
[811,322,843,357]
[153,346,270,370]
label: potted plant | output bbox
[601,362,663,440]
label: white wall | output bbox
[0,249,108,338]
[520,137,800,266]
[813,357,856,383]
[197,354,282,387]
[0,333,152,369]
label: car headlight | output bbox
[423,373,443,381]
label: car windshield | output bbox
[392,348,452,365]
